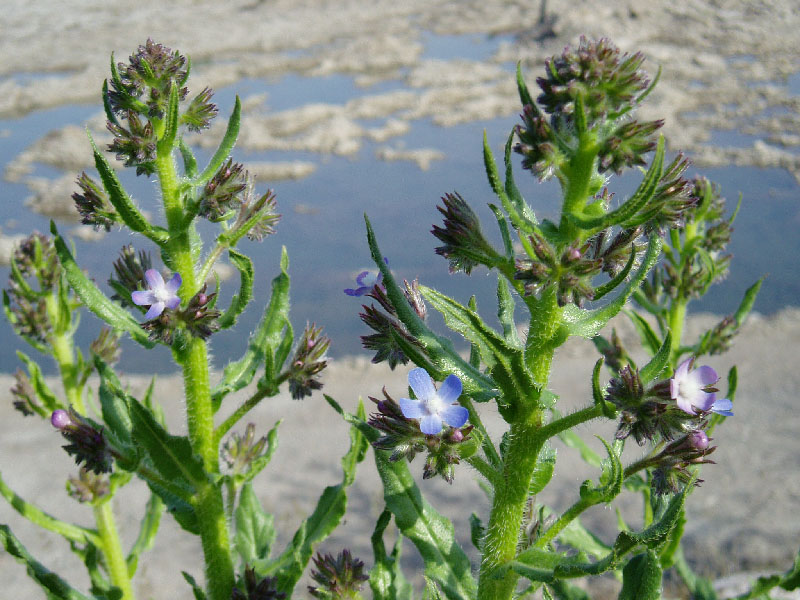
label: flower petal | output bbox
[675,395,697,415]
[165,295,181,310]
[131,290,156,306]
[165,272,182,294]
[688,365,718,387]
[674,358,692,380]
[693,391,716,412]
[408,367,436,402]
[711,397,733,417]
[441,404,469,428]
[398,398,426,420]
[437,374,462,404]
[354,270,370,287]
[144,269,164,290]
[143,302,165,320]
[419,414,443,435]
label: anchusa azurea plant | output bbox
[340,36,799,600]
[3,36,798,600]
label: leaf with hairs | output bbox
[1,525,93,600]
[218,249,254,329]
[618,551,662,600]
[51,223,154,348]
[194,96,241,186]
[235,482,276,565]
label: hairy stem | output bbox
[94,501,135,600]
[157,144,235,600]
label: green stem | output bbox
[559,134,599,240]
[45,295,83,412]
[214,373,287,445]
[157,143,235,600]
[477,289,562,600]
[536,497,595,549]
[94,500,135,600]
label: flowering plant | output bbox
[2,36,797,600]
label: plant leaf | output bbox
[212,247,290,409]
[562,234,662,339]
[51,223,154,348]
[0,524,94,600]
[194,96,241,186]
[126,492,164,577]
[618,550,662,600]
[218,249,254,330]
[370,509,414,600]
[235,482,276,565]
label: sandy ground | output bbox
[2,310,800,599]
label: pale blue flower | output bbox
[131,269,182,320]
[344,258,387,296]
[398,368,469,435]
[670,358,732,416]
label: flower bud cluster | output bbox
[72,172,119,231]
[4,233,62,345]
[368,388,473,483]
[109,245,153,307]
[141,284,220,344]
[607,366,699,445]
[516,37,663,179]
[199,159,247,221]
[67,467,110,503]
[10,369,40,417]
[650,430,716,495]
[104,39,216,177]
[432,192,498,274]
[221,423,269,475]
[514,232,601,306]
[51,408,113,474]
[287,323,330,400]
[231,567,285,600]
[359,281,425,369]
[308,549,369,599]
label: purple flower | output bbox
[398,368,469,435]
[131,269,182,320]
[344,258,387,296]
[670,359,732,416]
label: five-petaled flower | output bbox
[670,358,733,416]
[398,367,469,435]
[344,258,387,296]
[131,269,182,320]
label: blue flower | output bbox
[398,368,469,435]
[131,269,182,320]
[670,358,733,416]
[344,258,387,296]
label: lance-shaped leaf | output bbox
[365,215,495,399]
[1,525,94,600]
[95,356,135,449]
[530,442,556,495]
[16,350,61,415]
[578,438,623,505]
[218,249,254,330]
[0,472,99,547]
[562,234,662,339]
[591,358,617,419]
[262,402,369,595]
[618,550,662,600]
[194,96,241,186]
[484,131,537,234]
[235,482,276,566]
[420,284,536,411]
[569,136,665,231]
[639,332,671,385]
[157,83,180,153]
[496,275,522,347]
[212,247,290,408]
[179,138,199,179]
[733,277,763,326]
[87,132,152,236]
[624,309,662,356]
[51,222,154,348]
[126,492,165,577]
[370,509,414,600]
[328,397,476,600]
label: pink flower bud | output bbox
[51,409,72,430]
[688,430,709,451]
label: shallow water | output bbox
[1,32,798,374]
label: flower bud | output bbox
[51,408,113,474]
[231,567,285,600]
[432,192,497,274]
[308,549,369,598]
[287,323,330,400]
